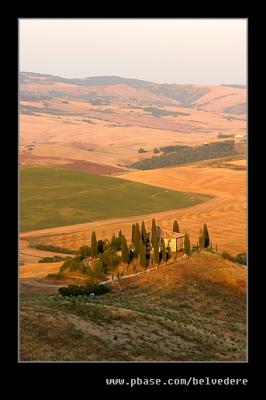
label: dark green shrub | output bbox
[38,255,66,263]
[221,252,235,262]
[97,240,105,254]
[234,253,247,265]
[110,235,122,251]
[93,259,106,278]
[80,264,91,274]
[138,147,147,153]
[58,283,109,297]
[100,247,121,273]
[29,241,77,254]
[221,251,247,266]
[60,258,82,273]
[79,246,91,259]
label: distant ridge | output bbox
[19,72,153,87]
[84,75,152,86]
[20,72,246,88]
[19,72,247,112]
[221,84,246,89]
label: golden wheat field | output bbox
[20,261,64,279]
[20,156,246,256]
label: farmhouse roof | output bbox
[160,228,185,239]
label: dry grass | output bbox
[19,253,246,361]
[20,261,63,279]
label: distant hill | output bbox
[19,72,247,113]
[20,72,151,87]
[221,84,247,89]
[19,71,247,172]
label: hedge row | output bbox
[29,242,78,254]
[38,255,66,263]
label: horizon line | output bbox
[19,71,247,87]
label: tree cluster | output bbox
[129,141,237,170]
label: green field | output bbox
[20,166,211,232]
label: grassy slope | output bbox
[20,253,246,361]
[20,166,211,231]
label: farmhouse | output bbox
[146,227,185,252]
[159,228,185,252]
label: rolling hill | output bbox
[20,72,246,112]
[20,252,246,361]
[19,72,246,171]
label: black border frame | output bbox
[10,14,261,393]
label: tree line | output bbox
[129,141,237,170]
[58,219,214,281]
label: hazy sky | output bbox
[19,19,247,85]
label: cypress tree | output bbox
[198,228,203,249]
[141,221,147,243]
[151,218,157,247]
[167,245,172,260]
[202,223,210,248]
[118,229,123,238]
[91,231,98,258]
[161,239,167,262]
[201,226,206,249]
[173,220,180,233]
[131,224,136,244]
[97,240,104,254]
[139,239,147,268]
[134,222,141,255]
[146,239,150,261]
[153,237,159,264]
[121,235,129,264]
[184,232,190,256]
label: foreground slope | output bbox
[20,253,246,361]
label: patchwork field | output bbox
[20,156,246,256]
[20,166,210,232]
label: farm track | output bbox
[20,255,188,288]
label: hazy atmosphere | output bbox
[19,18,247,85]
